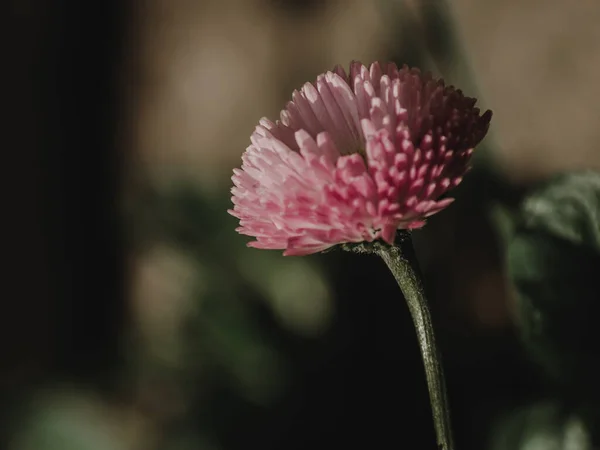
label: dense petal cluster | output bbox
[230,61,492,255]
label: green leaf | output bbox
[507,171,600,396]
[515,171,600,249]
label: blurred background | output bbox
[6,0,600,449]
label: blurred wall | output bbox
[128,0,600,187]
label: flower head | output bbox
[229,61,492,255]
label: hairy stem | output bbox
[376,239,454,450]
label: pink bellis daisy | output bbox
[229,61,492,256]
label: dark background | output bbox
[5,0,599,449]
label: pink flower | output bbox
[229,61,492,256]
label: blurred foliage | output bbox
[125,184,340,446]
[9,389,132,450]
[490,401,591,450]
[507,171,600,443]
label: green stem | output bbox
[376,239,454,450]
